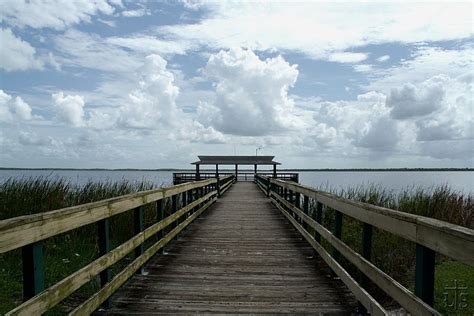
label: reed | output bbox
[312,184,472,313]
[0,176,158,314]
[0,177,472,314]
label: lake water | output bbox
[0,169,472,194]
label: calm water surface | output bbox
[0,169,472,193]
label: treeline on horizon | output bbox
[0,167,473,171]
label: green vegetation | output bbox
[0,177,159,314]
[0,177,472,314]
[312,184,473,313]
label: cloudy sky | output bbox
[0,1,472,169]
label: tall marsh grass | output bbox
[0,176,158,314]
[0,177,472,314]
[311,184,473,312]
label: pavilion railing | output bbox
[174,172,298,184]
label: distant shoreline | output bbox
[1,167,472,172]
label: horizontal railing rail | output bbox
[173,172,234,184]
[174,172,298,184]
[2,175,235,315]
[255,175,473,316]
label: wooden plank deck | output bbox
[104,182,357,314]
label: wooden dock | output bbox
[105,182,356,314]
[2,172,471,315]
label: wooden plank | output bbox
[106,182,357,314]
[271,192,440,316]
[270,196,386,316]
[6,192,216,316]
[0,179,217,253]
[270,178,474,265]
[69,197,217,315]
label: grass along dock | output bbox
[0,159,472,315]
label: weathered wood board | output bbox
[103,182,357,314]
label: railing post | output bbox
[302,196,309,231]
[134,206,144,274]
[21,241,44,301]
[333,210,343,262]
[295,192,301,223]
[172,194,178,240]
[357,223,373,314]
[313,201,323,243]
[188,188,193,205]
[198,187,202,208]
[289,190,295,217]
[156,199,164,253]
[182,190,188,224]
[98,218,111,308]
[415,244,435,306]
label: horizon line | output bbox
[0,167,473,171]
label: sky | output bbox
[0,0,473,169]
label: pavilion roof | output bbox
[191,155,281,165]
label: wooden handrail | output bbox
[255,174,473,315]
[3,175,235,315]
[0,178,217,253]
[268,177,473,265]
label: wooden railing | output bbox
[1,175,235,315]
[174,172,298,184]
[255,175,473,316]
[173,172,234,184]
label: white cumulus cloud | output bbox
[0,28,43,71]
[387,75,447,120]
[0,90,33,122]
[12,96,32,120]
[198,47,300,136]
[355,116,399,150]
[117,54,179,129]
[52,91,85,127]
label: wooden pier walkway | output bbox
[2,173,471,315]
[105,182,356,314]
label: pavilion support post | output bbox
[235,164,238,181]
[254,164,257,174]
[215,164,219,178]
[273,164,277,178]
[196,164,200,181]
